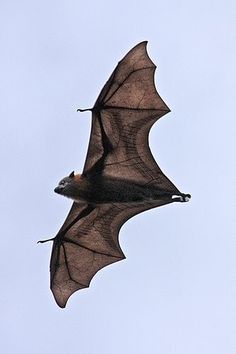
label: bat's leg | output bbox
[172,193,191,202]
[38,204,95,244]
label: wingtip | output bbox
[52,287,87,309]
[140,40,148,45]
[125,41,148,55]
[134,40,148,50]
[57,302,66,309]
[52,290,67,309]
[51,292,67,308]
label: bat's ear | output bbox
[69,171,75,178]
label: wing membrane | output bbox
[50,197,173,307]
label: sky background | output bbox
[1,0,235,353]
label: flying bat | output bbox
[39,41,191,308]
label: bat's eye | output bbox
[59,180,67,186]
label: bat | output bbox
[39,41,191,308]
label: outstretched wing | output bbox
[50,42,181,308]
[83,41,180,194]
[50,197,173,308]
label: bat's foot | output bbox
[172,193,191,203]
[37,237,55,244]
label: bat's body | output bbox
[41,41,191,308]
[55,173,189,205]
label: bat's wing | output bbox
[50,197,172,308]
[83,41,180,194]
[50,42,184,308]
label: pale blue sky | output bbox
[1,1,235,353]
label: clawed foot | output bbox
[172,193,191,203]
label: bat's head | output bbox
[54,171,85,201]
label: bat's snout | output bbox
[54,186,63,194]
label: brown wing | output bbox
[83,41,180,194]
[50,42,181,308]
[50,197,173,308]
